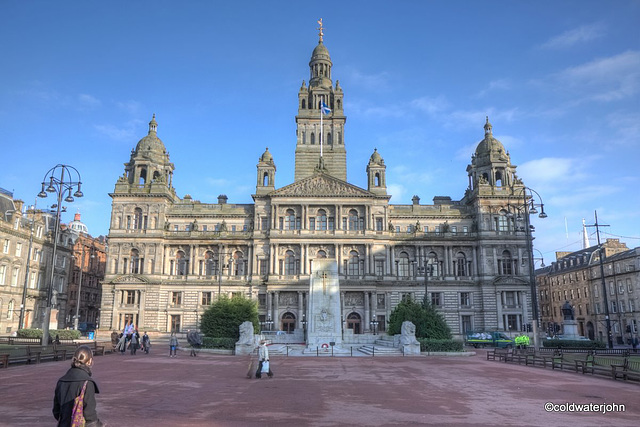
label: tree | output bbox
[387,297,451,340]
[200,295,259,339]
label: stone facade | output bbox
[64,215,107,329]
[0,188,75,332]
[537,239,640,344]
[100,34,538,340]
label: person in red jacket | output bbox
[53,345,103,427]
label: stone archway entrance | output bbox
[346,312,361,334]
[281,312,296,334]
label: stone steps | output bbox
[358,345,403,356]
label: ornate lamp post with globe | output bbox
[37,164,83,345]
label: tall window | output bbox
[233,252,245,276]
[172,291,182,306]
[201,292,212,306]
[431,292,442,307]
[427,252,439,276]
[376,218,383,231]
[348,210,359,230]
[126,290,136,305]
[0,265,6,285]
[455,252,467,276]
[285,209,296,230]
[130,249,141,274]
[460,292,471,307]
[284,250,296,275]
[134,208,143,229]
[397,252,410,277]
[15,242,22,257]
[205,251,216,276]
[499,250,514,275]
[318,210,327,230]
[348,251,360,276]
[375,260,384,277]
[11,267,19,286]
[176,251,187,276]
[495,215,509,232]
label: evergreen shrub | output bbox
[542,339,606,349]
[418,339,464,352]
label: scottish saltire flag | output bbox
[321,101,331,115]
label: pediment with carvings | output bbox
[492,276,529,286]
[271,173,374,198]
[112,275,149,284]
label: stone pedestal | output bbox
[563,320,581,339]
[235,343,255,356]
[403,343,421,355]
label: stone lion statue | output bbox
[237,321,254,345]
[400,321,419,345]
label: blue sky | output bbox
[1,1,638,262]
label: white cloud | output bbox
[344,67,391,91]
[410,96,450,116]
[540,23,605,49]
[475,79,512,98]
[117,100,143,115]
[555,50,640,102]
[77,94,101,109]
[94,119,144,141]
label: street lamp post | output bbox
[370,317,379,335]
[37,165,83,345]
[505,187,547,351]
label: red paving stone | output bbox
[0,349,637,426]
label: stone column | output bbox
[496,290,504,329]
[297,291,304,329]
[364,291,370,332]
[274,291,280,329]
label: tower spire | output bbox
[317,18,324,42]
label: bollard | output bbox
[286,345,289,357]
[317,346,319,357]
[372,346,375,357]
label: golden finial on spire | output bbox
[317,18,324,42]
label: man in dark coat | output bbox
[53,345,103,427]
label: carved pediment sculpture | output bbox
[112,274,149,284]
[271,173,374,198]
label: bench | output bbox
[577,355,624,378]
[26,345,68,363]
[86,341,106,356]
[487,348,513,362]
[7,347,40,365]
[612,358,640,382]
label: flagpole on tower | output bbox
[320,100,323,158]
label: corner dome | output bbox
[474,117,507,160]
[260,147,273,163]
[312,42,331,60]
[369,148,384,165]
[135,114,167,156]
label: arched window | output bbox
[427,252,440,276]
[348,210,359,231]
[262,172,269,186]
[284,250,296,275]
[397,252,410,277]
[499,250,514,275]
[130,249,140,274]
[7,300,14,320]
[455,252,467,277]
[302,99,306,109]
[311,132,315,145]
[318,209,327,230]
[233,251,245,276]
[134,208,143,230]
[327,132,332,145]
[302,131,306,144]
[374,173,380,187]
[348,251,360,276]
[139,168,147,185]
[317,250,327,258]
[496,171,503,187]
[338,132,342,145]
[176,251,187,276]
[205,251,216,276]
[285,209,296,231]
[153,171,160,181]
[346,312,361,334]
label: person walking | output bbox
[130,330,140,355]
[116,333,127,355]
[169,333,179,357]
[142,331,150,354]
[53,345,104,427]
[255,340,273,379]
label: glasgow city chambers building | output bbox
[99,29,539,341]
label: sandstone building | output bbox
[100,31,541,340]
[537,239,639,343]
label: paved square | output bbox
[0,350,637,426]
